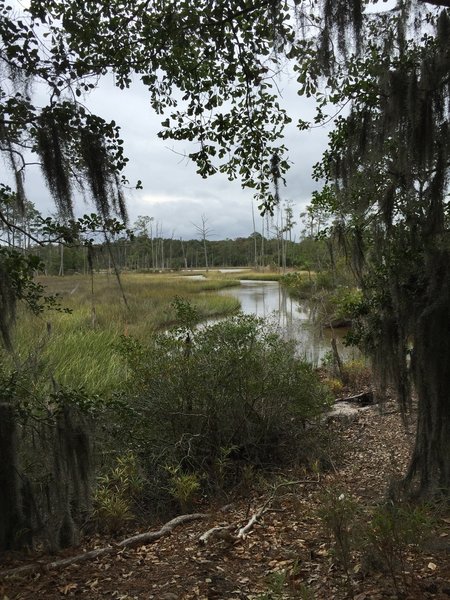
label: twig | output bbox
[198,477,321,544]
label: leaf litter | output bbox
[1,402,449,600]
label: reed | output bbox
[11,273,241,394]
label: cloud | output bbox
[4,52,332,240]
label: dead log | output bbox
[336,390,374,406]
[324,318,352,329]
[116,513,208,549]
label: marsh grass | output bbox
[213,270,285,282]
[236,272,283,281]
[11,273,240,393]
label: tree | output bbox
[193,214,212,271]
[0,0,134,344]
[132,215,155,270]
[306,4,450,497]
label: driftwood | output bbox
[0,513,208,579]
[336,390,374,406]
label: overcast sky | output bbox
[9,0,406,241]
[9,0,337,241]
[16,69,332,241]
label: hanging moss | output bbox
[0,397,94,552]
[0,260,15,352]
[36,111,74,219]
[322,0,363,57]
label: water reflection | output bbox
[218,280,356,366]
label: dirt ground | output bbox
[1,403,449,599]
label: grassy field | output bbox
[11,272,242,394]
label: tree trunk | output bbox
[405,254,450,497]
[58,243,64,276]
[0,404,23,550]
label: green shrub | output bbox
[166,467,201,512]
[93,451,144,532]
[118,311,332,495]
[328,286,363,321]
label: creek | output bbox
[215,280,357,367]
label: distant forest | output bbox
[2,202,329,274]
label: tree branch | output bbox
[0,210,45,247]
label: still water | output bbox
[217,280,356,366]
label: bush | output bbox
[118,311,332,496]
[326,286,363,321]
[166,467,201,512]
[93,452,144,532]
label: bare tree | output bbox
[193,214,212,272]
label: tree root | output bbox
[0,513,208,579]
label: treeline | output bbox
[32,233,332,275]
[1,202,331,274]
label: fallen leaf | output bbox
[59,582,78,595]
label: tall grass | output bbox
[11,273,240,394]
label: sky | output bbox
[9,1,335,241]
[109,81,331,241]
[28,74,332,241]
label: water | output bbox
[216,280,356,366]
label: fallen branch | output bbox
[0,513,208,579]
[199,478,320,544]
[237,478,319,539]
[237,509,264,538]
[117,513,208,549]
